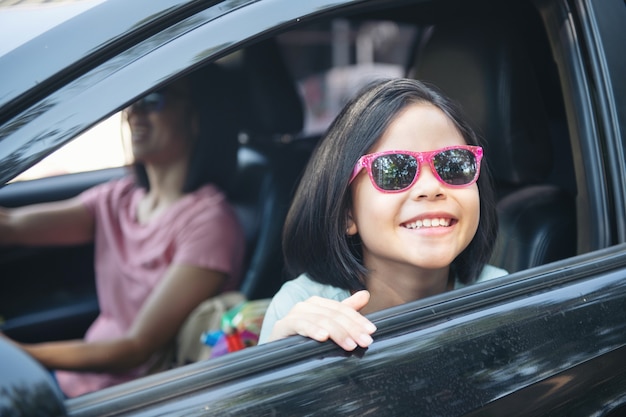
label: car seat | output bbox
[410,17,577,273]
[228,39,305,300]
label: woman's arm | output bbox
[0,198,94,246]
[267,290,377,351]
[18,263,226,372]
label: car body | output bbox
[0,0,625,415]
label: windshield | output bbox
[0,0,104,57]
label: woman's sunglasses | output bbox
[349,145,483,192]
[127,91,167,113]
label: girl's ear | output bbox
[346,210,358,236]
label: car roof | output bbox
[0,0,105,58]
[0,0,204,115]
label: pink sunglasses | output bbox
[349,145,483,193]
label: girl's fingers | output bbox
[271,294,377,351]
[341,290,371,311]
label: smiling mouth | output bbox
[131,126,149,136]
[402,218,453,229]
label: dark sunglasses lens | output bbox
[433,148,477,185]
[135,92,165,112]
[372,154,418,190]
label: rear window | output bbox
[277,19,417,136]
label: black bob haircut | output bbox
[133,64,239,194]
[282,78,498,291]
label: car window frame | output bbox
[577,0,626,243]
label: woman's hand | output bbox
[268,290,377,351]
[0,200,94,247]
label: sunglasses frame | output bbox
[349,145,483,192]
[128,90,167,113]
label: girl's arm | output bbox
[267,290,377,351]
[0,198,95,247]
[18,263,226,372]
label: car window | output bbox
[12,18,414,182]
[11,113,131,182]
[278,19,417,137]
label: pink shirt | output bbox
[56,177,245,397]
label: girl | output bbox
[259,78,507,351]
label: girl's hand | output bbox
[269,290,377,351]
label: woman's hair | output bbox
[283,78,498,291]
[133,64,239,194]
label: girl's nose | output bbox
[408,164,445,200]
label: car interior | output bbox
[0,0,578,374]
[226,38,309,300]
[229,0,578,293]
[408,13,577,273]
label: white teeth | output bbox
[403,218,451,229]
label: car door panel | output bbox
[66,244,626,416]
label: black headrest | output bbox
[411,19,552,188]
[238,39,304,142]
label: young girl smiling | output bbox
[259,78,507,350]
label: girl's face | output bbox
[348,103,480,277]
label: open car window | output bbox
[11,113,131,182]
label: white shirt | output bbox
[258,264,508,344]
